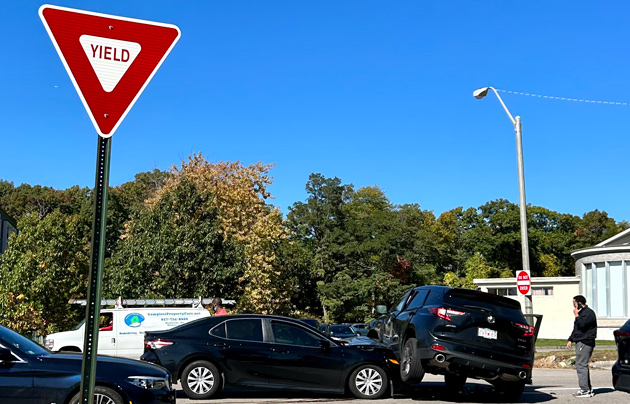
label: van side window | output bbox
[209,322,226,338]
[225,319,263,342]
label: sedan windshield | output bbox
[330,325,354,334]
[0,326,49,357]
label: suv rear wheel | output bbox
[492,380,525,402]
[181,360,222,399]
[444,373,467,394]
[400,337,424,383]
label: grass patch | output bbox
[536,338,616,347]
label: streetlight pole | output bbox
[474,87,533,316]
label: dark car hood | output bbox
[42,352,169,377]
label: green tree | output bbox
[104,179,244,299]
[0,211,90,335]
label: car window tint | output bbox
[225,319,263,342]
[407,289,429,309]
[209,322,226,338]
[393,290,412,312]
[271,322,321,347]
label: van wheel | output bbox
[349,364,388,399]
[181,360,222,399]
[492,380,525,402]
[445,373,467,394]
[69,386,124,404]
[400,338,424,383]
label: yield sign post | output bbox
[40,5,180,404]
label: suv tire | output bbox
[69,386,124,404]
[400,337,424,383]
[181,360,222,399]
[348,364,389,399]
[492,380,525,402]
[444,373,467,394]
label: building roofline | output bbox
[0,206,17,228]
[595,227,630,247]
[474,276,581,285]
[571,245,630,258]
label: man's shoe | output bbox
[573,390,594,397]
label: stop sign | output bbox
[517,270,531,296]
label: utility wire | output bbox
[496,88,630,106]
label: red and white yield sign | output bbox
[516,270,532,296]
[39,5,181,138]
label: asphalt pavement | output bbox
[175,368,627,404]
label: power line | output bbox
[496,88,630,106]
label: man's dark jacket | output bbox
[568,305,597,347]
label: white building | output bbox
[571,227,630,340]
[474,228,630,341]
[474,276,580,340]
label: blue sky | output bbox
[2,1,629,222]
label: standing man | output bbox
[567,295,597,397]
[212,297,228,316]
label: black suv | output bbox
[612,319,630,393]
[368,286,535,401]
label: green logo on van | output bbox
[124,313,145,328]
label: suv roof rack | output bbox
[67,297,235,309]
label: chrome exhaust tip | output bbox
[518,371,527,380]
[435,353,446,363]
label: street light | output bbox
[474,86,533,316]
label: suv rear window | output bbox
[445,289,525,318]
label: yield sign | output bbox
[39,5,181,138]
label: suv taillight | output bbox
[614,330,630,339]
[513,322,535,337]
[145,339,174,349]
[429,307,465,321]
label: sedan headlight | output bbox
[44,339,54,349]
[128,376,170,390]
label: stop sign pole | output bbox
[39,5,180,403]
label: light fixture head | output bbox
[473,87,490,99]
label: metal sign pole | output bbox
[79,135,112,404]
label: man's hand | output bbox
[573,307,580,317]
[567,341,572,349]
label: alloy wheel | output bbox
[187,366,215,394]
[355,367,383,396]
[93,393,117,404]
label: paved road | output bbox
[175,368,627,404]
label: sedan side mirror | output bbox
[376,305,387,314]
[0,348,15,363]
[319,339,331,351]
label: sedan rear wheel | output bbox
[349,365,389,399]
[181,360,222,399]
[69,386,124,404]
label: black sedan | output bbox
[0,324,175,404]
[141,314,399,400]
[613,319,630,393]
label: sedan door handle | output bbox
[271,348,289,354]
[211,343,228,348]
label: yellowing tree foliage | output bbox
[153,154,290,314]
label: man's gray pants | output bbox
[575,341,594,391]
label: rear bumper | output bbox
[418,338,533,383]
[612,361,630,393]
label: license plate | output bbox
[478,327,498,340]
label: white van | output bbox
[45,306,211,359]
